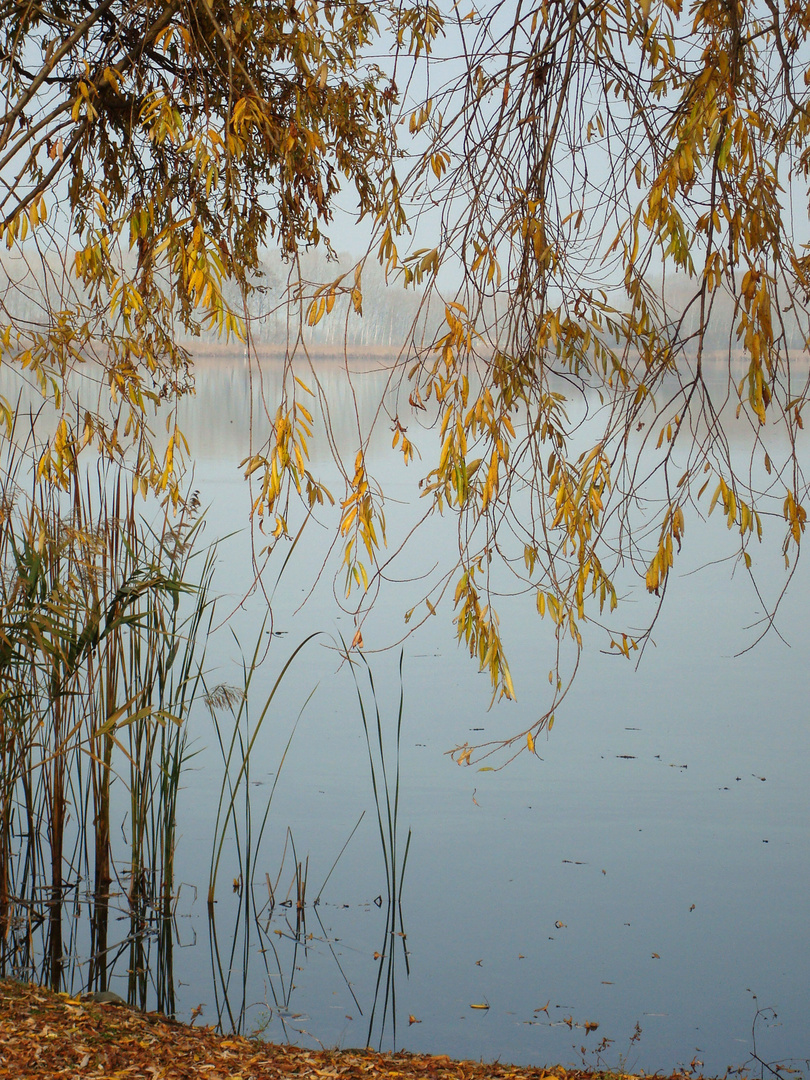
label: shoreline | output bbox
[0,978,737,1080]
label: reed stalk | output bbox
[0,446,214,1008]
[347,648,412,1050]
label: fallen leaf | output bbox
[408,1015,422,1025]
[651,952,660,959]
[351,628,364,649]
[584,1021,599,1033]
[555,920,567,929]
[2,978,626,1080]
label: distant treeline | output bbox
[214,250,432,351]
[2,248,808,362]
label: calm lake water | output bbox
[6,352,810,1074]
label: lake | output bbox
[3,350,809,1075]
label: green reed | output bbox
[203,622,322,1032]
[203,637,412,1047]
[348,647,411,1050]
[0,448,213,1008]
[206,627,322,909]
[350,649,410,910]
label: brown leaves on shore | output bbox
[0,979,707,1080]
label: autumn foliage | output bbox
[2,0,810,755]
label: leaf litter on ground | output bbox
[0,979,721,1080]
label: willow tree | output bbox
[367,0,810,760]
[2,0,810,760]
[0,0,401,502]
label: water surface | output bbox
[167,354,810,1076]
[3,351,808,1075]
